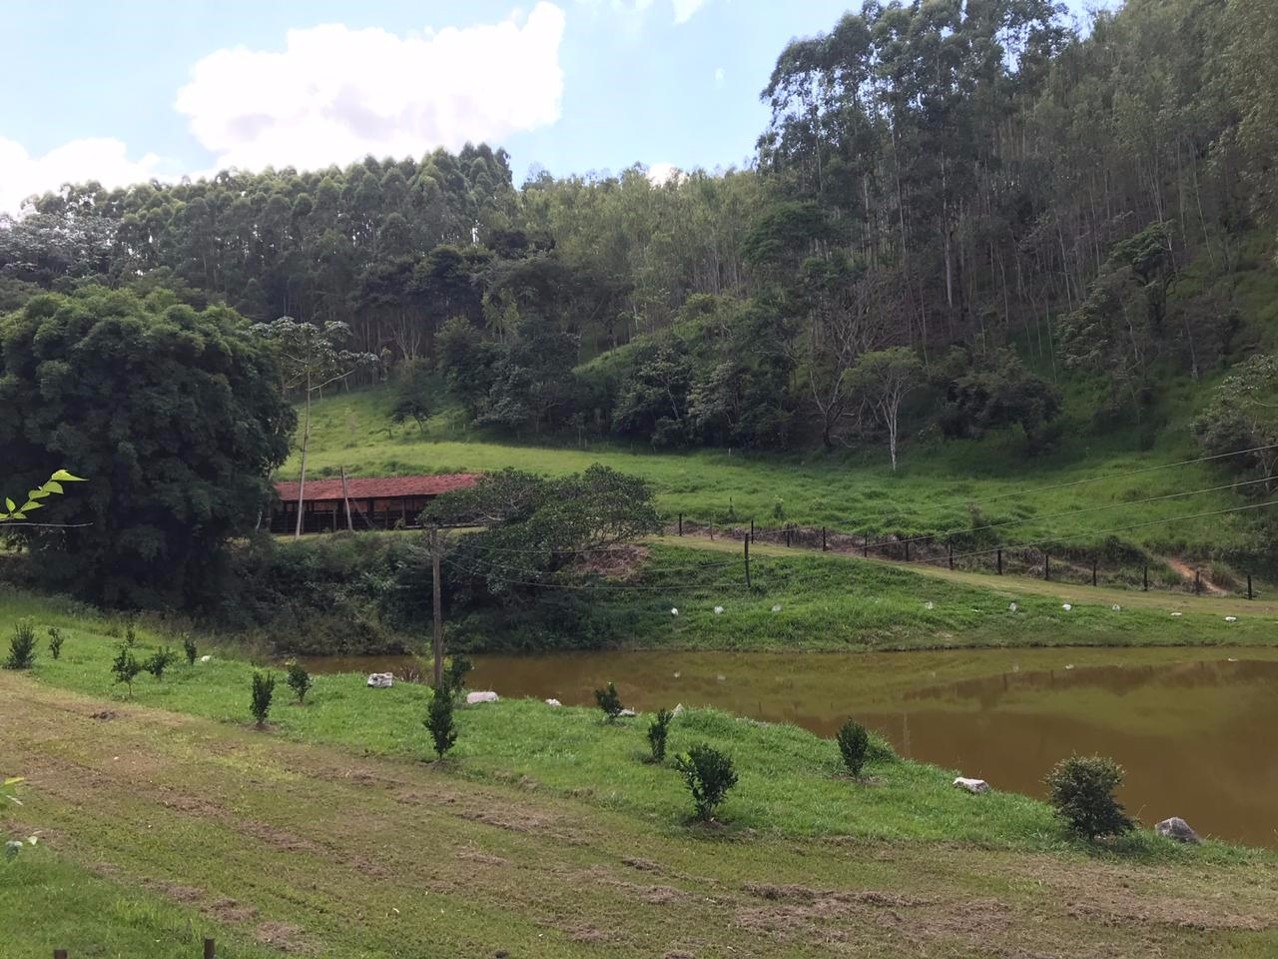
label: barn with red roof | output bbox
[269,473,480,534]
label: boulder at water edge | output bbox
[467,690,499,705]
[366,672,394,689]
[619,708,637,718]
[1155,817,1200,843]
[545,698,562,707]
[953,777,990,794]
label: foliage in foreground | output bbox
[426,684,458,759]
[675,743,739,821]
[836,719,870,778]
[4,618,37,670]
[250,671,275,727]
[1045,755,1136,841]
[647,707,673,763]
[286,660,313,704]
[595,681,623,722]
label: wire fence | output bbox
[668,512,1266,600]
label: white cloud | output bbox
[672,0,708,23]
[646,162,683,185]
[0,137,171,216]
[174,3,566,172]
[714,66,725,87]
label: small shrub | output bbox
[443,654,473,697]
[836,719,870,777]
[110,645,142,697]
[4,619,37,670]
[47,626,64,661]
[594,681,624,722]
[182,635,198,666]
[250,671,276,727]
[647,708,673,763]
[145,646,177,681]
[286,660,313,704]
[124,622,137,647]
[425,684,458,759]
[1044,755,1135,841]
[674,744,738,821]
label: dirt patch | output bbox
[455,849,510,867]
[1067,900,1274,933]
[1165,557,1227,596]
[255,920,311,952]
[141,878,204,903]
[89,709,117,721]
[564,924,616,943]
[207,898,259,922]
[622,857,661,872]
[744,883,927,909]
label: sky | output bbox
[0,0,1108,214]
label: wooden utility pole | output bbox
[431,526,444,687]
[340,466,354,532]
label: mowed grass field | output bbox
[286,384,1275,556]
[4,598,1278,958]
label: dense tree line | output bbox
[2,0,1276,459]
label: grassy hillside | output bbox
[289,380,1272,561]
[4,600,1277,958]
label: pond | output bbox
[302,646,1278,849]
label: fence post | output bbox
[678,513,682,536]
[997,548,1002,575]
[863,535,869,558]
[1195,569,1201,595]
[55,951,68,959]
[948,542,954,570]
[1143,564,1149,591]
[904,539,911,562]
[204,940,216,959]
[1092,559,1098,587]
[744,537,751,589]
[1044,553,1050,581]
[750,519,754,544]
[1248,573,1253,600]
[822,526,827,551]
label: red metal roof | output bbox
[274,473,480,503]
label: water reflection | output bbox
[301,647,1278,848]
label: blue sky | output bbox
[0,0,1106,212]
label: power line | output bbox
[970,442,1278,503]
[931,498,1278,567]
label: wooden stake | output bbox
[340,466,354,532]
[204,939,216,959]
[822,526,827,551]
[948,542,954,570]
[1044,553,1050,581]
[431,527,444,687]
[1144,564,1149,591]
[1092,559,1098,587]
[678,513,683,536]
[1248,573,1253,600]
[997,548,1003,575]
[743,537,751,589]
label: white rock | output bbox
[1111,604,1122,612]
[619,708,637,718]
[1224,615,1238,623]
[1008,602,1018,613]
[771,604,782,613]
[544,698,562,707]
[673,671,681,679]
[366,672,394,688]
[924,601,935,610]
[1171,611,1183,617]
[1155,816,1200,844]
[1062,603,1072,611]
[1227,657,1239,663]
[670,607,679,616]
[1065,664,1075,670]
[716,674,726,682]
[199,654,212,663]
[672,703,685,717]
[714,606,724,614]
[953,777,990,794]
[466,690,499,705]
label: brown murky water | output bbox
[302,646,1278,848]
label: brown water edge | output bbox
[299,646,1278,849]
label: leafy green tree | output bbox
[848,348,923,471]
[675,744,738,821]
[1193,354,1278,496]
[250,671,276,727]
[647,708,673,763]
[0,289,294,605]
[1044,755,1135,841]
[286,660,313,704]
[595,682,624,722]
[111,645,142,697]
[835,720,870,778]
[939,349,1062,450]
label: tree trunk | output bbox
[294,371,311,539]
